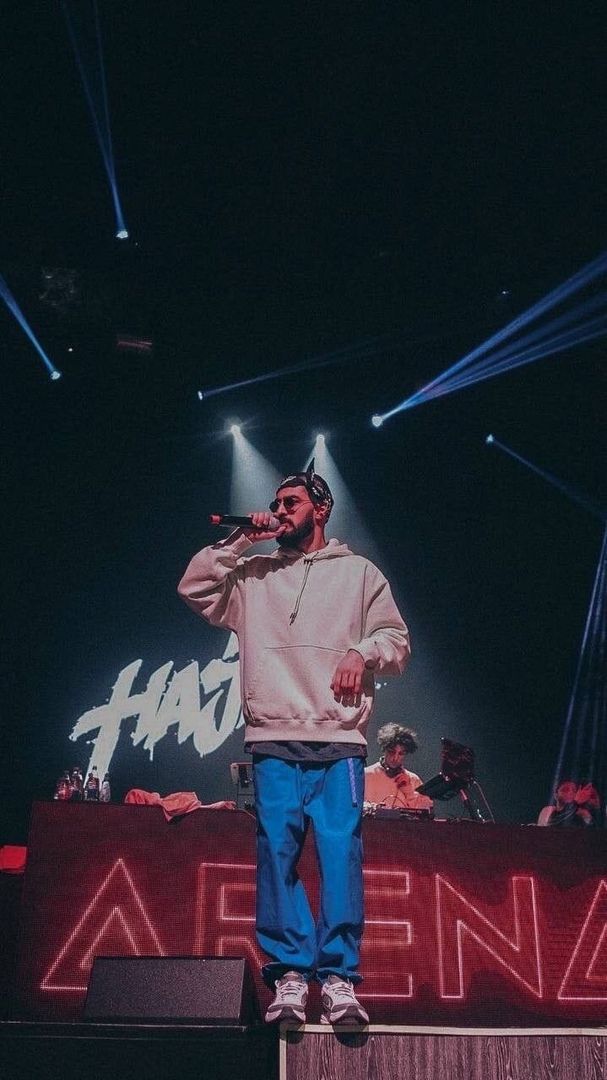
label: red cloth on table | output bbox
[124,789,204,820]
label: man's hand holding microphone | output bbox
[209,512,286,542]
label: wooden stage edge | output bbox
[279,1024,607,1080]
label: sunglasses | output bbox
[269,494,302,513]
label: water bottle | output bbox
[85,766,100,801]
[54,771,71,800]
[70,766,84,801]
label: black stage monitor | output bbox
[84,955,260,1024]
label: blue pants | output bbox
[253,755,365,987]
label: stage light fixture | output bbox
[315,433,326,445]
[116,229,129,240]
[50,371,63,381]
[116,334,154,355]
[39,267,81,313]
[371,415,384,428]
[486,434,494,444]
[230,424,241,437]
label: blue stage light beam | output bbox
[62,0,128,239]
[552,523,607,798]
[0,273,62,380]
[382,310,607,417]
[423,311,607,403]
[197,335,392,401]
[402,250,607,407]
[487,434,607,802]
[423,293,607,400]
[486,436,606,521]
[375,249,607,423]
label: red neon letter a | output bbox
[41,859,164,992]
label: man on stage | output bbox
[178,463,410,1025]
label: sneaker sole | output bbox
[320,1008,368,1026]
[265,1005,306,1024]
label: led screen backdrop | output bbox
[68,631,245,794]
[16,802,607,1025]
[5,389,602,843]
[5,369,602,846]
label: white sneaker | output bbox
[320,975,369,1025]
[264,970,308,1024]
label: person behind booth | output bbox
[364,723,433,811]
[537,779,603,827]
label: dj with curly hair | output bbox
[364,722,433,811]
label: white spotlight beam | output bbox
[230,432,283,520]
[308,438,381,565]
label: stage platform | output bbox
[0,1019,277,1080]
[280,1024,607,1080]
[3,804,607,1078]
[2,1020,606,1080]
[14,803,607,1026]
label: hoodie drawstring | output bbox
[289,556,316,624]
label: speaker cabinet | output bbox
[84,956,259,1024]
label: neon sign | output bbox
[37,860,607,1006]
[17,805,607,1023]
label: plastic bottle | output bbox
[85,766,100,801]
[54,771,71,800]
[70,766,84,801]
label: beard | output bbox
[277,517,314,549]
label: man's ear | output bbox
[314,501,330,526]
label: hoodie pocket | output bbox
[244,644,369,725]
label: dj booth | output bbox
[14,801,607,1026]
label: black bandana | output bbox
[272,459,334,518]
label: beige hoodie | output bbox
[178,532,410,746]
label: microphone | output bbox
[209,514,281,531]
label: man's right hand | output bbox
[242,511,286,543]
